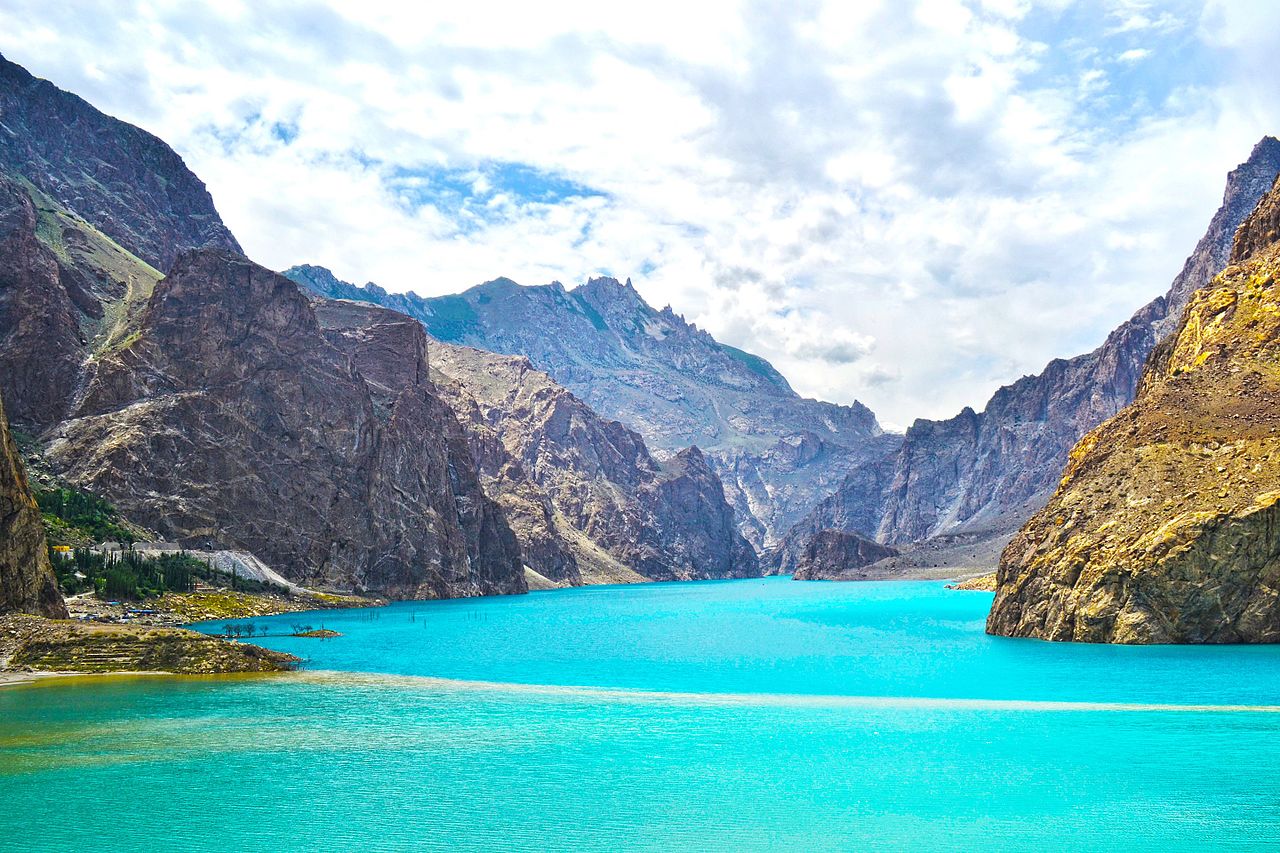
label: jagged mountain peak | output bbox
[0,53,241,271]
[1246,135,1280,162]
[283,262,891,547]
[573,274,656,320]
[773,135,1280,569]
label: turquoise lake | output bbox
[4,577,1280,851]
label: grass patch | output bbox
[719,343,788,388]
[570,291,610,331]
[421,294,481,341]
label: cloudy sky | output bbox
[2,1,1277,428]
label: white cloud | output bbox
[0,0,1273,430]
[1116,47,1152,62]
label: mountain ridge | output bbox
[987,172,1280,643]
[285,263,899,548]
[772,136,1280,573]
[0,53,241,271]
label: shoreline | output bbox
[0,669,177,689]
[3,577,987,690]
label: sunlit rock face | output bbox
[424,334,759,584]
[0,393,65,618]
[988,176,1280,643]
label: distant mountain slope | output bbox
[988,174,1280,643]
[424,336,759,584]
[286,265,898,546]
[0,54,241,271]
[773,136,1280,569]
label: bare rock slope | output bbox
[774,137,1280,573]
[401,324,758,584]
[286,266,897,548]
[987,177,1280,643]
[43,250,525,599]
[0,53,241,271]
[0,393,65,617]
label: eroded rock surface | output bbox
[987,179,1280,643]
[422,334,759,583]
[791,531,898,581]
[286,265,896,548]
[0,394,65,617]
[0,54,241,271]
[44,250,525,599]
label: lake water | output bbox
[3,578,1280,851]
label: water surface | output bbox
[3,578,1279,851]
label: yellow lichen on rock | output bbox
[987,181,1280,644]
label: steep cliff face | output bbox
[43,250,525,599]
[791,531,898,582]
[776,137,1280,568]
[0,393,66,617]
[0,175,84,430]
[0,54,241,271]
[0,171,164,430]
[987,179,1280,643]
[286,265,896,548]
[426,337,759,583]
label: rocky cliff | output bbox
[286,265,898,548]
[0,54,241,271]
[791,531,897,582]
[0,56,527,600]
[421,332,759,583]
[0,393,65,617]
[774,137,1280,571]
[41,249,525,599]
[0,52,243,432]
[986,177,1280,643]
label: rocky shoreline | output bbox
[64,587,379,628]
[1,587,382,684]
[0,613,299,682]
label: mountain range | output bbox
[284,265,899,549]
[0,53,755,599]
[1,50,1278,628]
[770,136,1280,577]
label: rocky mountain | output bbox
[422,335,758,585]
[773,137,1280,571]
[0,53,241,272]
[790,531,897,582]
[0,55,762,600]
[285,265,898,548]
[0,392,65,617]
[0,58,528,600]
[38,248,524,599]
[987,177,1280,643]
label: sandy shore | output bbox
[0,670,172,688]
[0,670,79,687]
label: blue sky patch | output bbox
[384,161,607,232]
